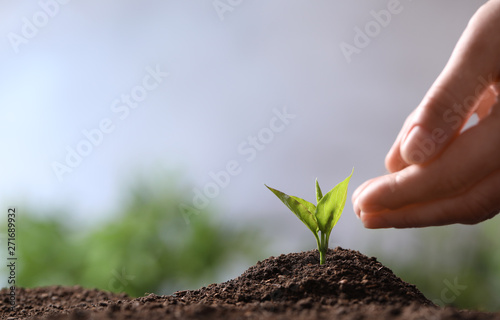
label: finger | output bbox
[396,1,500,165]
[476,85,499,120]
[385,110,416,173]
[360,168,500,228]
[357,98,500,213]
[352,179,375,217]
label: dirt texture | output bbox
[2,247,499,320]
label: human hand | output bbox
[352,0,500,228]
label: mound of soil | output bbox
[2,247,499,320]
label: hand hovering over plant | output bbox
[352,0,500,228]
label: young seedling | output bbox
[266,169,353,265]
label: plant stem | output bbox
[319,248,325,265]
[319,232,327,265]
[314,233,322,262]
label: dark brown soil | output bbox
[2,247,499,320]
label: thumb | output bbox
[399,1,500,165]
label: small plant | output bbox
[266,169,353,264]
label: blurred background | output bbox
[1,0,499,311]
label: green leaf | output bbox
[315,178,323,204]
[265,185,319,235]
[315,169,353,234]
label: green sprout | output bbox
[266,169,353,265]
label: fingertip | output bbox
[353,180,377,219]
[352,179,372,203]
[360,212,389,229]
[400,125,444,165]
[385,109,416,172]
[385,152,407,173]
[385,140,408,173]
[352,197,361,218]
[354,178,389,214]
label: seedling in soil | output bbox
[266,169,353,264]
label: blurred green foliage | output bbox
[384,218,500,312]
[8,175,266,297]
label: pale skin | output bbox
[352,0,500,228]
